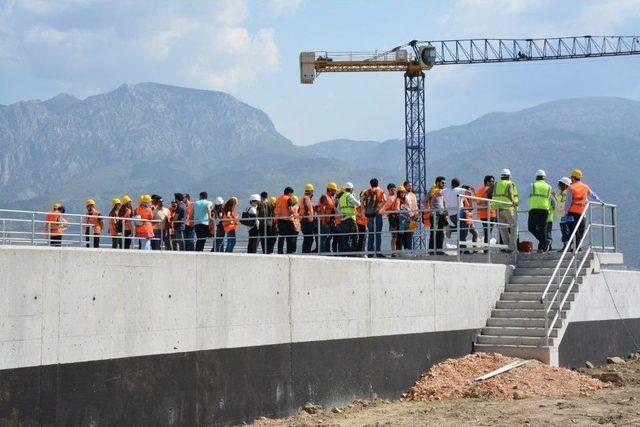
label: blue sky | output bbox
[1,0,639,145]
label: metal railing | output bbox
[539,201,618,346]
[0,197,518,260]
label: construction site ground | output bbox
[251,353,640,426]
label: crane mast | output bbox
[300,35,640,248]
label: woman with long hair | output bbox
[221,197,238,252]
[118,195,133,249]
[109,198,122,249]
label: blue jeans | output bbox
[184,226,195,251]
[225,230,236,252]
[367,215,383,253]
[320,223,332,253]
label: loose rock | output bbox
[607,356,626,365]
[302,403,322,414]
[593,372,624,384]
[585,361,595,369]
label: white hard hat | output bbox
[501,168,511,176]
[535,169,546,177]
[345,182,354,190]
[214,197,224,205]
[559,177,571,186]
[249,194,260,202]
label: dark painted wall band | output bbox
[0,329,476,426]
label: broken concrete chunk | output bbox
[606,356,626,365]
[585,361,594,369]
[302,402,322,414]
[592,372,624,384]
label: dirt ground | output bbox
[250,356,640,426]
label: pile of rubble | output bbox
[405,352,607,401]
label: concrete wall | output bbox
[559,265,640,367]
[0,246,507,371]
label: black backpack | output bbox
[240,208,257,227]
[364,189,380,218]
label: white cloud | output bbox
[0,0,282,95]
[266,0,303,16]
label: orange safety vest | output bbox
[475,185,496,220]
[568,181,590,214]
[134,205,154,238]
[108,211,119,236]
[292,205,301,233]
[185,201,194,227]
[222,211,238,233]
[317,193,336,224]
[462,197,474,225]
[45,212,62,236]
[85,210,103,235]
[274,195,292,223]
[356,204,368,227]
[122,207,133,231]
[299,195,315,222]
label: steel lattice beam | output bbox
[404,72,426,249]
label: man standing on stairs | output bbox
[489,169,519,253]
[528,170,553,252]
[564,169,604,251]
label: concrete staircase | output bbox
[474,251,593,363]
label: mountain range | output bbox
[0,83,637,265]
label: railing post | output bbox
[2,219,5,245]
[514,208,519,264]
[30,212,35,245]
[79,215,84,247]
[456,195,461,262]
[544,299,549,347]
[601,203,606,251]
[612,205,618,252]
[317,217,322,255]
[588,204,593,247]
[486,204,491,263]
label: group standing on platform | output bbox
[42,168,604,255]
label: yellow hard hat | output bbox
[397,185,406,192]
[85,198,96,206]
[138,195,144,203]
[291,195,299,204]
[121,195,132,204]
[52,202,61,209]
[142,194,152,203]
[269,196,276,204]
[112,198,122,205]
[571,169,583,179]
[327,182,338,191]
[305,183,314,192]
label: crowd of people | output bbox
[42,168,603,255]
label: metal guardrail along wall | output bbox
[0,197,617,262]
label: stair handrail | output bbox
[539,203,591,303]
[540,201,609,346]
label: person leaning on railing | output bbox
[563,169,604,252]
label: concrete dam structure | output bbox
[1,246,639,425]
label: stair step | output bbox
[481,326,559,338]
[476,334,554,346]
[491,308,567,319]
[510,275,583,285]
[516,252,564,261]
[514,267,588,277]
[517,259,589,269]
[505,283,579,293]
[500,291,575,302]
[487,317,563,328]
[495,300,571,310]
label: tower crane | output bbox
[300,35,640,247]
